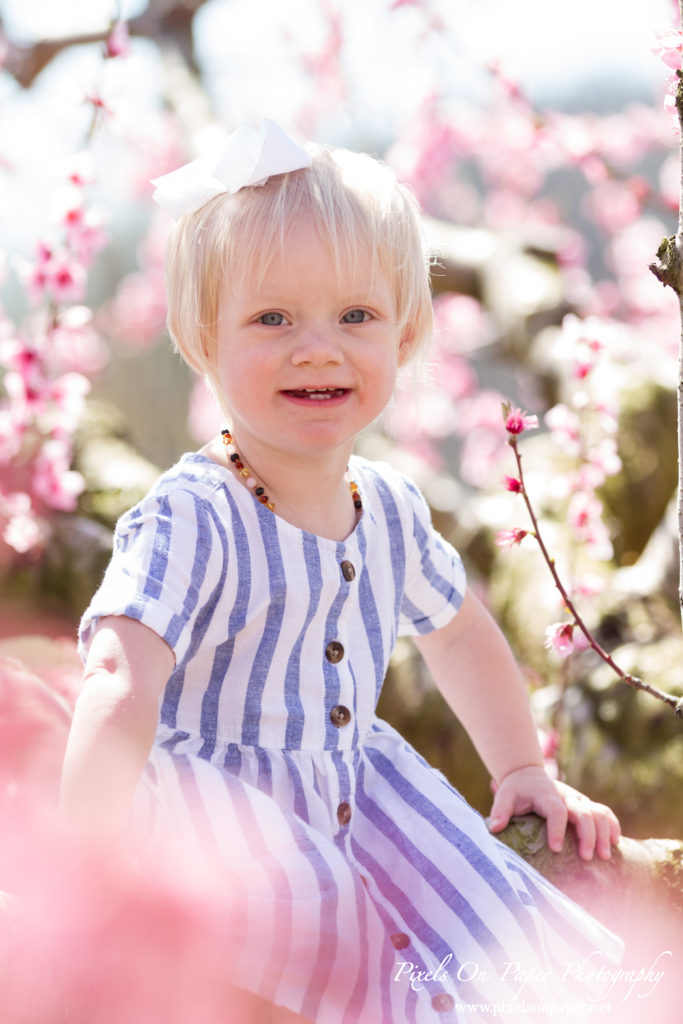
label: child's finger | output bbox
[594,814,615,861]
[487,787,516,833]
[572,808,598,860]
[593,805,621,860]
[537,795,567,853]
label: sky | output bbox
[0,0,673,107]
[0,0,674,233]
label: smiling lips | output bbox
[283,387,348,400]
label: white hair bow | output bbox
[151,119,312,220]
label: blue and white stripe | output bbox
[80,453,622,1022]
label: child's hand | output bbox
[488,766,621,861]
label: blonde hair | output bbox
[164,144,433,395]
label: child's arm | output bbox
[60,615,174,843]
[413,589,620,861]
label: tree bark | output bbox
[649,11,683,632]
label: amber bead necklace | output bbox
[221,428,362,514]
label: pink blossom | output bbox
[495,528,529,549]
[573,360,594,380]
[105,20,130,59]
[16,243,52,304]
[50,307,109,377]
[651,24,682,69]
[545,404,580,452]
[587,438,622,481]
[572,573,606,599]
[47,251,87,303]
[539,726,559,761]
[0,336,45,392]
[583,179,644,234]
[64,150,96,190]
[544,622,578,658]
[448,390,509,486]
[62,204,109,264]
[48,372,90,433]
[2,370,45,425]
[386,97,462,209]
[567,491,613,560]
[31,440,85,512]
[503,475,523,493]
[458,426,504,487]
[86,94,111,116]
[0,410,23,462]
[537,726,560,779]
[432,294,492,354]
[103,270,167,349]
[18,247,87,305]
[502,404,539,436]
[1,491,48,554]
[568,491,602,532]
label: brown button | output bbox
[390,932,410,950]
[432,993,454,1013]
[325,640,344,663]
[337,801,352,825]
[329,705,351,727]
[340,560,356,582]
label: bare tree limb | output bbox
[1,0,208,88]
[649,42,683,632]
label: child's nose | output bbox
[290,325,344,366]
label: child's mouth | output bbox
[283,388,348,401]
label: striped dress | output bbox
[79,453,622,1022]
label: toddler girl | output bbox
[62,121,622,1022]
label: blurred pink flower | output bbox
[105,20,130,59]
[48,372,90,434]
[503,474,523,493]
[48,253,87,303]
[102,271,167,349]
[31,441,85,512]
[538,726,560,779]
[18,246,87,306]
[1,492,48,554]
[50,307,109,377]
[3,370,44,425]
[583,179,644,234]
[545,404,581,453]
[567,491,613,560]
[62,203,109,264]
[544,621,577,658]
[503,404,539,435]
[0,336,45,392]
[651,24,682,69]
[495,528,529,549]
[432,293,492,355]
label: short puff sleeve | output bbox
[79,486,225,666]
[397,478,466,636]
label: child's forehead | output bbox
[229,216,391,296]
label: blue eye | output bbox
[258,312,286,326]
[342,309,369,324]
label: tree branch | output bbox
[649,42,683,633]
